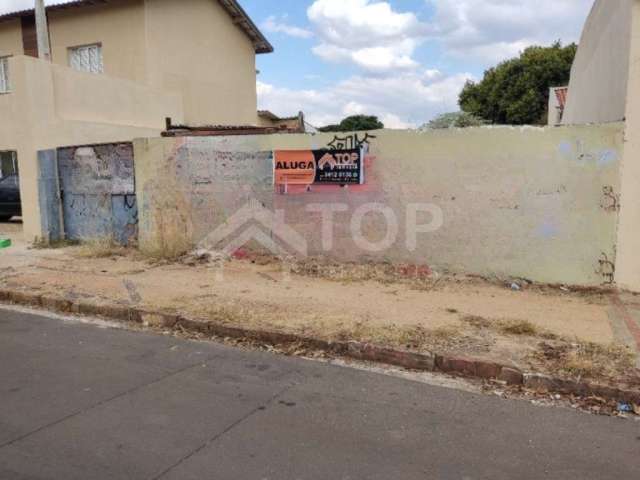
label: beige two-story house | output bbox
[0,0,272,239]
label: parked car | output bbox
[0,174,21,221]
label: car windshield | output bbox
[0,175,18,187]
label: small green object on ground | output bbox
[0,238,12,249]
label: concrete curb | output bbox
[1,288,639,405]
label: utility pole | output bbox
[34,0,51,61]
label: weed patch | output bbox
[535,341,636,381]
[75,238,126,259]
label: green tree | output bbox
[459,42,577,125]
[319,115,384,132]
[424,111,487,129]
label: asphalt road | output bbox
[0,307,638,480]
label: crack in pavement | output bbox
[0,359,217,450]
[151,382,297,480]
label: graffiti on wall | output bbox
[596,251,616,285]
[600,186,621,212]
[327,133,376,151]
[188,149,273,187]
[57,143,137,245]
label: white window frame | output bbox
[68,43,104,74]
[0,56,11,94]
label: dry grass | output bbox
[462,315,492,329]
[290,258,435,289]
[535,341,636,381]
[75,238,126,259]
[32,238,80,250]
[139,245,191,262]
[498,319,539,336]
[138,235,194,262]
[462,315,552,338]
[196,300,287,330]
[205,305,252,324]
[563,343,636,379]
[333,321,470,351]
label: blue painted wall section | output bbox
[57,143,137,246]
[37,149,63,243]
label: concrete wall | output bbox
[57,143,138,245]
[257,114,303,130]
[136,125,624,286]
[0,55,183,240]
[562,0,633,125]
[48,0,147,84]
[615,0,640,291]
[144,0,259,126]
[37,150,63,244]
[0,19,23,58]
[1,0,261,127]
[52,62,183,128]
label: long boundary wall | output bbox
[135,124,624,286]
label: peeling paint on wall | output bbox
[57,143,137,245]
[58,144,135,195]
[558,139,619,168]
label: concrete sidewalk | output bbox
[1,307,639,480]
[0,221,638,388]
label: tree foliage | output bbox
[319,115,384,132]
[424,111,487,129]
[459,42,577,125]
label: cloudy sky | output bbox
[247,0,594,128]
[1,0,595,127]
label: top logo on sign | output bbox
[317,152,359,170]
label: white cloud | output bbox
[425,0,594,63]
[307,0,428,73]
[303,0,592,71]
[379,113,412,130]
[261,15,314,39]
[312,41,419,73]
[257,0,593,127]
[257,70,473,129]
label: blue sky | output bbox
[1,0,595,127]
[242,0,594,128]
[245,0,438,91]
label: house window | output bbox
[69,44,103,74]
[0,57,10,93]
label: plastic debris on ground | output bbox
[617,402,634,413]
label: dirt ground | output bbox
[1,221,639,387]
